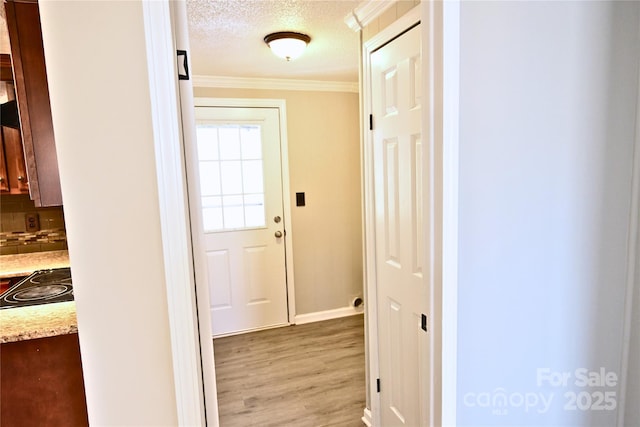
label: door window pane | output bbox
[201,196,223,231]
[196,124,267,232]
[199,162,221,196]
[220,161,243,194]
[196,127,219,160]
[202,196,222,208]
[240,126,262,159]
[223,195,244,229]
[202,207,223,231]
[242,161,263,194]
[218,126,241,159]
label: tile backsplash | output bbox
[0,194,67,255]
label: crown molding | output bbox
[344,0,396,32]
[192,75,359,93]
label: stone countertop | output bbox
[0,250,70,278]
[0,301,77,343]
[0,250,76,343]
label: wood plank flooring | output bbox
[213,314,365,427]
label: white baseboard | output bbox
[294,306,364,325]
[361,407,373,426]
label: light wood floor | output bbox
[213,314,365,427]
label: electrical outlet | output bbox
[25,213,40,232]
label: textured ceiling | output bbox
[186,0,361,82]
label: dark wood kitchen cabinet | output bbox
[5,0,63,207]
[0,54,30,195]
[0,125,30,194]
[1,333,89,427]
[0,52,13,81]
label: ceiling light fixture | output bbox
[264,32,311,62]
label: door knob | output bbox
[275,231,283,238]
[274,216,281,223]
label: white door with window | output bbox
[371,23,428,426]
[190,105,289,337]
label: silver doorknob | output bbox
[275,231,283,238]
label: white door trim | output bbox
[420,1,461,424]
[441,1,461,425]
[141,1,208,425]
[193,97,297,325]
[362,6,421,426]
[617,46,640,427]
[362,2,459,426]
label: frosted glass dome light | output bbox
[264,32,311,61]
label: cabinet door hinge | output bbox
[369,114,373,130]
[376,378,381,393]
[177,50,190,80]
[421,313,428,332]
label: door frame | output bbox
[618,51,640,427]
[361,2,459,426]
[141,1,208,425]
[362,7,421,425]
[190,97,297,327]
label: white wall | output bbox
[39,1,178,425]
[457,1,639,425]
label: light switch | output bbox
[296,192,305,207]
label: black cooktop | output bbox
[0,267,74,309]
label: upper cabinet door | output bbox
[5,0,62,207]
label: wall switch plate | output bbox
[25,213,40,232]
[296,192,305,207]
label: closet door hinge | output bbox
[369,114,373,130]
[376,378,381,393]
[177,50,190,80]
[421,314,428,332]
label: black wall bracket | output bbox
[177,50,189,80]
